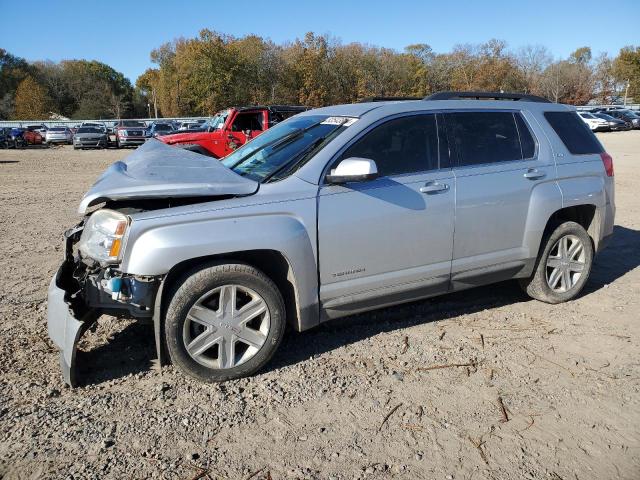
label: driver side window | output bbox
[231,112,264,132]
[338,114,439,177]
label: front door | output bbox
[224,111,266,156]
[318,113,455,319]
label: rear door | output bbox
[445,110,556,288]
[318,113,455,319]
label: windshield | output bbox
[206,111,228,130]
[121,121,146,128]
[154,124,173,131]
[77,127,102,133]
[50,127,66,132]
[222,114,352,182]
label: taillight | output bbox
[600,152,614,177]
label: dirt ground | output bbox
[0,132,638,480]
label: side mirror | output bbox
[326,157,379,184]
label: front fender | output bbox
[121,208,319,330]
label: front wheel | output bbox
[164,263,286,383]
[520,221,593,304]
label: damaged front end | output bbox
[47,221,161,386]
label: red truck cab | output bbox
[160,105,307,158]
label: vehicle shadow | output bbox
[582,225,640,293]
[76,225,640,385]
[76,321,155,385]
[0,161,19,164]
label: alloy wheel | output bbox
[183,284,270,369]
[545,234,586,293]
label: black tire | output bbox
[164,263,286,383]
[520,221,593,304]
[116,138,121,149]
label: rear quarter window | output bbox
[544,111,603,155]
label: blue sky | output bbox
[1,0,638,83]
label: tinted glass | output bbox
[339,114,439,176]
[50,127,65,132]
[446,112,522,166]
[77,127,102,133]
[515,113,536,159]
[544,112,603,155]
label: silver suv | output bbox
[47,91,615,386]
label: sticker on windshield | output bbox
[321,117,358,126]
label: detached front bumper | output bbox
[47,268,99,387]
[47,225,160,387]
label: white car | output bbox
[578,112,609,132]
[45,126,73,144]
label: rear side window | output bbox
[338,114,439,176]
[544,111,603,155]
[445,112,523,166]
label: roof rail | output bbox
[424,91,551,103]
[359,96,422,103]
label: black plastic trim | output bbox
[425,91,551,103]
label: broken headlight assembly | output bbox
[77,209,129,265]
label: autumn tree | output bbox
[13,76,50,119]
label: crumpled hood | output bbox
[78,139,258,214]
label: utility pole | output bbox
[623,79,630,106]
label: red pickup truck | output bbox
[159,105,308,158]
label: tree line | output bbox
[1,32,639,120]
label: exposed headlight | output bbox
[119,130,127,137]
[78,209,129,265]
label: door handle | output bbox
[420,182,449,194]
[523,169,545,180]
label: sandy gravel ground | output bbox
[0,133,638,480]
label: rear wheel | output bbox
[520,221,593,304]
[164,263,286,382]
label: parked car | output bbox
[9,128,28,148]
[593,113,632,131]
[147,122,175,138]
[73,126,108,149]
[46,126,73,144]
[46,92,616,386]
[577,112,609,132]
[602,110,640,129]
[23,126,45,145]
[160,105,308,157]
[0,127,11,148]
[26,124,48,139]
[114,120,148,148]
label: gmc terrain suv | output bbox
[47,91,615,386]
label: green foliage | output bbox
[614,46,640,100]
